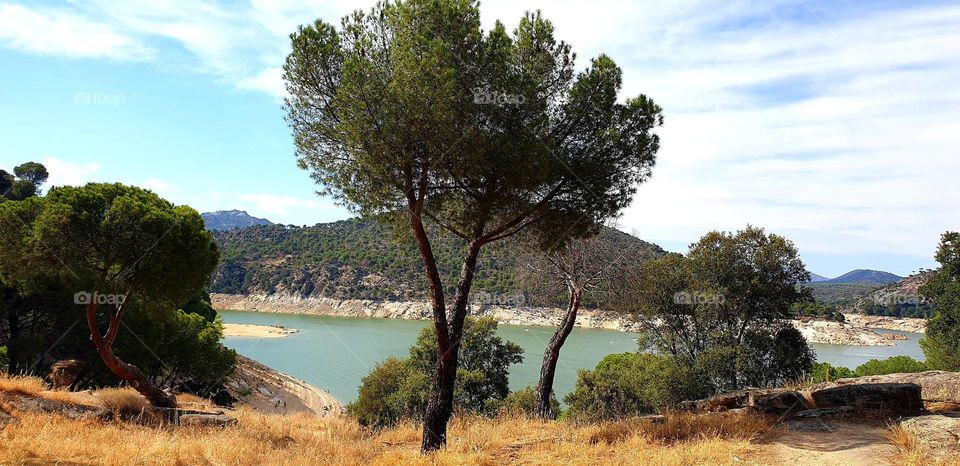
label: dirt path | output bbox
[753,419,898,465]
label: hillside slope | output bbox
[210,218,665,305]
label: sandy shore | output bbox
[223,323,299,338]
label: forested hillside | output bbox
[210,218,665,306]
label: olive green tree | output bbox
[284,0,661,451]
[5,183,219,408]
[920,232,960,370]
[621,226,814,393]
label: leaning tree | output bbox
[7,183,219,409]
[518,229,654,419]
[284,0,662,451]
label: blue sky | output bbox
[1,0,958,277]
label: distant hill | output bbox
[809,273,831,283]
[201,210,273,231]
[808,282,883,307]
[825,269,902,284]
[844,271,937,318]
[210,218,665,305]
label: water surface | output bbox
[220,311,924,404]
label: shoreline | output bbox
[228,355,344,416]
[223,323,299,338]
[213,293,923,347]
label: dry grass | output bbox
[884,423,959,466]
[0,374,47,397]
[0,374,768,465]
[0,409,761,465]
[582,411,770,445]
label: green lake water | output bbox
[219,310,925,404]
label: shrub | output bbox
[854,356,928,376]
[809,362,855,383]
[350,317,523,428]
[498,386,561,419]
[348,358,429,429]
[564,353,707,423]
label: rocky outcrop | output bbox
[212,293,642,332]
[900,414,960,460]
[790,319,896,346]
[682,388,810,415]
[825,371,960,409]
[842,313,927,333]
[808,383,924,414]
[0,391,113,422]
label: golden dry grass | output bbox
[0,374,766,465]
[884,423,960,466]
[0,409,763,465]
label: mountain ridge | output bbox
[201,210,273,231]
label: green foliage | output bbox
[862,301,935,319]
[793,302,846,322]
[0,345,7,372]
[349,317,523,428]
[1,162,47,200]
[498,386,560,419]
[808,282,882,307]
[854,356,928,376]
[623,226,815,393]
[563,353,706,423]
[349,358,430,429]
[0,183,233,392]
[809,362,855,383]
[920,232,960,370]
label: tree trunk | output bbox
[420,240,483,453]
[5,307,20,375]
[536,288,581,419]
[84,301,177,410]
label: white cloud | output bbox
[5,1,959,269]
[237,193,338,218]
[41,157,102,187]
[0,4,152,60]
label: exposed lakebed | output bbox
[219,310,925,404]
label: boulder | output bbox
[809,383,923,414]
[831,371,960,405]
[683,388,808,415]
[900,413,960,460]
[0,392,113,422]
[48,359,81,389]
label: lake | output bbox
[220,310,925,404]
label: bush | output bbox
[564,353,707,423]
[349,317,523,428]
[854,356,928,376]
[498,386,561,419]
[809,362,855,383]
[348,358,429,429]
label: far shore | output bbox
[223,323,299,338]
[213,293,925,347]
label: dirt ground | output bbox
[754,418,899,466]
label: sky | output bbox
[0,0,957,278]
